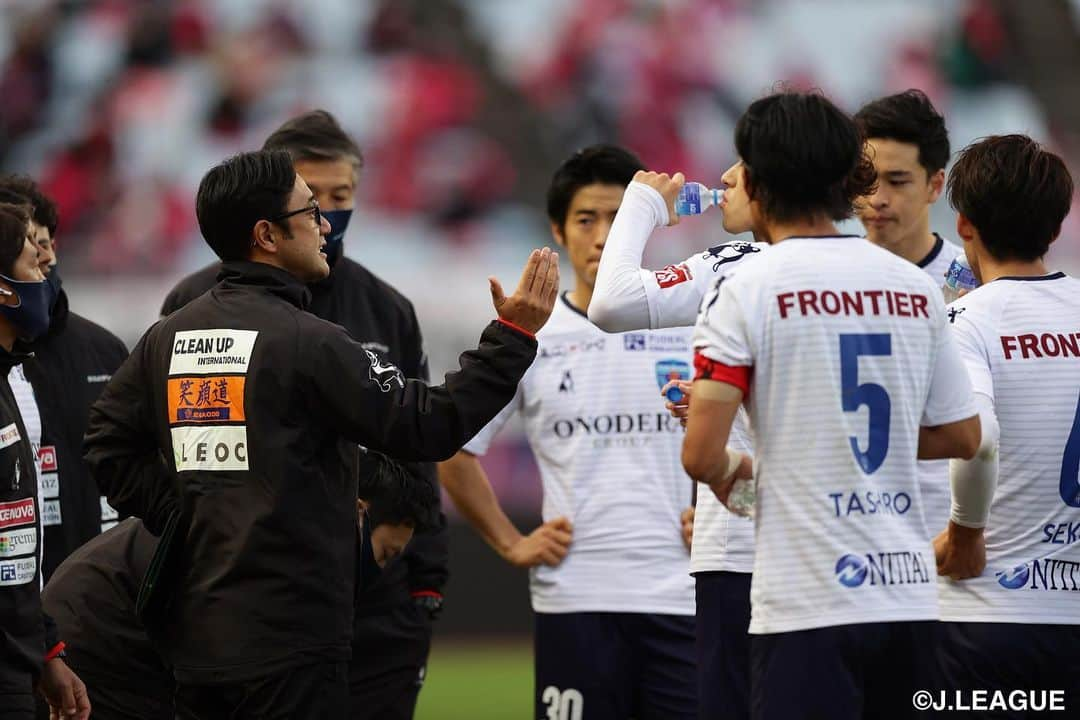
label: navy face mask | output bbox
[0,274,55,341]
[358,511,383,592]
[321,209,353,267]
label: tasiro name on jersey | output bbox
[552,413,682,439]
[834,551,931,588]
[996,559,1080,591]
[1042,522,1080,545]
[830,490,912,518]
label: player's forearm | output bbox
[589,182,667,332]
[949,394,999,528]
[437,452,523,558]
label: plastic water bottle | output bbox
[726,478,756,519]
[675,182,724,217]
[942,254,977,303]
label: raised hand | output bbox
[490,247,560,335]
[632,170,686,226]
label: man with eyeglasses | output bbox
[83,148,559,719]
[161,112,453,719]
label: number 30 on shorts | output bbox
[542,686,584,720]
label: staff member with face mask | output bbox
[0,203,89,720]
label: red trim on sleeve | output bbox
[693,352,752,396]
[44,641,65,662]
[410,590,443,600]
[496,318,536,340]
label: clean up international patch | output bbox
[169,330,258,375]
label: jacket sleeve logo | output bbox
[365,349,405,392]
[702,241,760,272]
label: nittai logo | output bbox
[835,554,868,587]
[996,563,1031,589]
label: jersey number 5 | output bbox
[840,334,892,474]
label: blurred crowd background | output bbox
[2,0,1078,713]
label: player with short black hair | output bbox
[677,90,980,720]
[854,89,966,539]
[440,144,700,720]
[935,134,1079,711]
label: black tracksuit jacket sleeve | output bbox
[303,319,535,462]
[83,328,176,535]
[396,313,450,594]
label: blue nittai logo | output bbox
[996,563,1031,589]
[624,334,646,351]
[835,554,868,587]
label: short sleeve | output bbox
[948,302,994,401]
[691,276,754,368]
[922,301,978,426]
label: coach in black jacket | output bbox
[159,111,447,718]
[83,150,558,719]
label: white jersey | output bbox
[915,234,964,535]
[588,180,766,574]
[465,294,695,615]
[8,365,45,584]
[693,236,976,634]
[938,272,1080,624]
[647,243,765,574]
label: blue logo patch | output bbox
[656,359,690,401]
[0,565,14,581]
[835,554,868,587]
[996,563,1030,589]
[624,334,646,351]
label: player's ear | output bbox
[955,214,976,244]
[549,221,568,249]
[927,168,945,204]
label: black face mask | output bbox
[358,511,383,592]
[45,265,62,314]
[321,209,352,267]
[0,273,56,341]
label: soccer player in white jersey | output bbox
[589,155,766,720]
[934,135,1079,709]
[680,91,982,720]
[855,90,966,535]
[439,146,699,719]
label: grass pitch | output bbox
[416,641,533,719]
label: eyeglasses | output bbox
[269,202,322,228]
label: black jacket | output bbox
[86,261,535,683]
[161,258,449,612]
[0,346,48,685]
[23,289,128,581]
[40,518,171,718]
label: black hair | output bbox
[358,451,439,531]
[0,203,30,277]
[0,175,59,237]
[546,144,645,228]
[854,89,950,175]
[195,150,296,262]
[262,110,363,181]
[948,134,1073,261]
[734,91,877,223]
